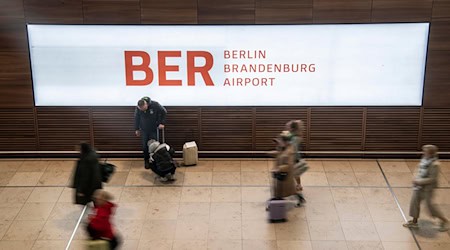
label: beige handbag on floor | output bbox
[183,141,198,166]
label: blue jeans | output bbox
[141,130,157,161]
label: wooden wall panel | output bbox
[36,107,91,150]
[0,52,34,108]
[372,0,433,22]
[429,20,450,51]
[255,107,307,150]
[201,108,253,151]
[309,108,363,151]
[422,109,450,151]
[0,52,30,76]
[423,50,450,107]
[0,109,36,151]
[164,107,200,151]
[0,19,28,52]
[24,0,83,24]
[255,0,312,24]
[198,0,255,24]
[365,108,421,151]
[0,83,33,108]
[432,0,450,19]
[83,0,141,24]
[141,0,197,24]
[0,0,25,19]
[0,0,449,155]
[313,0,372,23]
[92,107,140,151]
[0,17,34,108]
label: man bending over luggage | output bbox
[134,96,167,169]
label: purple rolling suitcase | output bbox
[267,172,288,223]
[268,199,287,223]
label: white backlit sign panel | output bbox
[27,23,429,106]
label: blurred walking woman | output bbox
[72,142,103,205]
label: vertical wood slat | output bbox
[198,107,202,150]
[306,108,311,151]
[362,107,367,151]
[252,108,256,151]
[418,107,424,150]
[33,107,40,150]
[89,107,94,147]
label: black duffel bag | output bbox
[99,162,116,183]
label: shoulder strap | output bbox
[154,143,168,153]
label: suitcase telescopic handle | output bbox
[157,127,165,143]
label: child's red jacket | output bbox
[88,201,116,239]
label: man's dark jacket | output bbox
[134,97,167,132]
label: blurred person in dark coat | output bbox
[72,142,103,205]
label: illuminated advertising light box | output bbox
[27,24,429,106]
